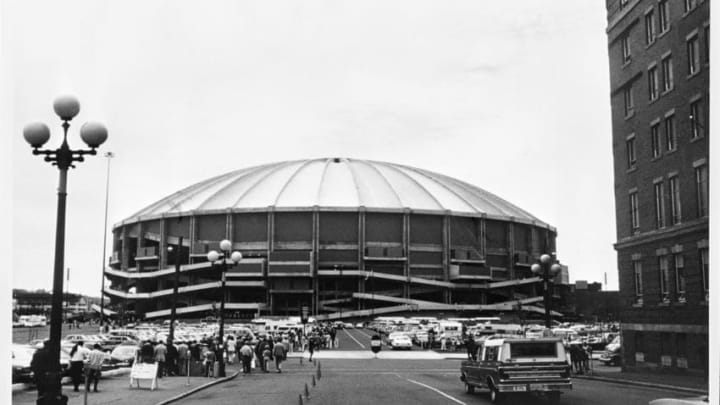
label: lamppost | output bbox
[167,236,183,346]
[531,253,562,329]
[23,95,108,404]
[207,240,242,377]
[99,151,114,330]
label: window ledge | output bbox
[624,111,636,120]
[622,60,632,69]
[687,71,701,80]
[666,148,678,155]
[651,155,662,162]
[648,96,659,105]
[661,87,674,96]
[645,40,656,50]
[690,135,705,143]
[626,166,638,173]
[658,28,671,39]
[657,300,671,307]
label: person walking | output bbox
[154,341,167,378]
[273,338,286,373]
[226,336,236,365]
[440,332,447,351]
[239,340,254,374]
[203,344,216,377]
[30,340,52,400]
[84,344,107,393]
[308,336,315,361]
[141,340,154,363]
[166,340,178,376]
[69,341,90,391]
[177,341,189,376]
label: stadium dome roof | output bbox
[127,158,549,227]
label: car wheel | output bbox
[489,387,502,403]
[464,382,475,394]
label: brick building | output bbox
[605,0,709,375]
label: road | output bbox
[172,328,692,405]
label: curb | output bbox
[153,370,241,405]
[573,374,708,395]
[11,368,132,394]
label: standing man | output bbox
[177,340,189,376]
[85,344,107,393]
[166,340,178,376]
[154,340,167,379]
[273,337,286,373]
[30,340,52,400]
[239,340,254,374]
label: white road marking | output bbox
[399,375,468,405]
[344,329,366,349]
[353,328,374,339]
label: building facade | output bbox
[606,0,709,375]
[104,158,565,322]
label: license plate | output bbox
[512,386,527,392]
[529,384,547,391]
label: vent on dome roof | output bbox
[332,158,341,163]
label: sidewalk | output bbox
[573,362,708,394]
[12,362,243,405]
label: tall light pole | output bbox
[99,151,114,330]
[207,240,242,377]
[531,253,562,329]
[23,95,108,404]
[167,236,183,346]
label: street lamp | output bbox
[207,239,242,377]
[23,95,107,404]
[531,253,562,330]
[99,151,114,331]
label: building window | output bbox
[648,66,659,100]
[700,248,709,299]
[621,0,630,10]
[695,165,708,216]
[633,260,643,304]
[622,35,631,63]
[659,255,670,302]
[627,137,637,168]
[654,182,666,228]
[690,99,704,139]
[669,176,682,224]
[664,114,676,151]
[674,254,686,302]
[685,0,698,13]
[624,86,634,116]
[651,123,662,158]
[703,25,709,64]
[659,0,670,33]
[687,35,700,75]
[645,10,656,45]
[662,55,674,92]
[630,192,640,231]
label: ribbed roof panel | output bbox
[128,158,548,226]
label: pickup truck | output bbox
[460,337,572,404]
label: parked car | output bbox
[109,344,138,367]
[391,335,413,350]
[12,344,71,383]
[460,337,572,404]
[599,335,622,366]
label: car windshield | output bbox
[509,342,557,358]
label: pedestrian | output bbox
[30,340,52,400]
[226,335,236,364]
[581,342,591,374]
[440,332,447,351]
[465,336,476,361]
[154,341,167,378]
[84,344,107,393]
[69,341,90,391]
[166,340,178,376]
[141,340,154,363]
[273,337,286,373]
[262,346,272,373]
[203,344,216,377]
[177,340,189,376]
[329,328,337,349]
[239,340,254,374]
[255,337,269,373]
[308,336,315,361]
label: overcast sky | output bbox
[6,0,617,297]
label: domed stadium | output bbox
[104,158,560,320]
